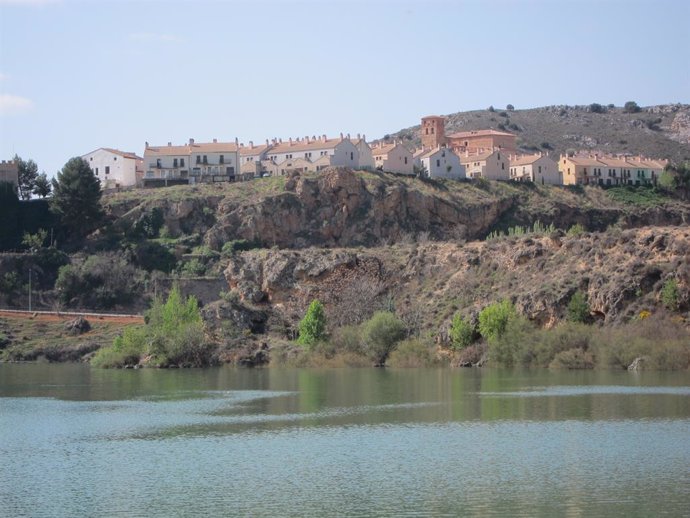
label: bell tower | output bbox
[420,115,446,149]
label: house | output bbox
[559,155,606,185]
[372,142,414,175]
[266,134,359,174]
[0,160,19,192]
[460,149,509,180]
[81,148,143,189]
[351,135,375,170]
[446,129,517,155]
[143,138,241,186]
[418,146,465,180]
[628,156,668,185]
[509,154,561,185]
[240,140,274,177]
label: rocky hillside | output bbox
[384,104,690,163]
[105,169,690,250]
[217,226,689,341]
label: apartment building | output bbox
[509,154,561,185]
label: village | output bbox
[0,114,669,194]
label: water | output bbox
[1,365,689,517]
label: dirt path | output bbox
[0,309,144,324]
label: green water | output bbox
[1,364,689,517]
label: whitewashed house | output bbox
[351,135,375,170]
[266,134,359,174]
[509,154,561,185]
[240,140,274,177]
[372,142,414,175]
[460,149,509,180]
[143,139,240,185]
[419,147,465,179]
[81,148,142,188]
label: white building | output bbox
[81,148,142,188]
[143,139,241,184]
[352,135,375,170]
[240,140,274,177]
[460,149,509,180]
[419,147,465,180]
[266,134,359,174]
[372,142,414,175]
[509,154,561,185]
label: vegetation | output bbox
[360,311,406,366]
[50,157,104,239]
[660,279,680,311]
[297,299,328,348]
[33,172,52,198]
[92,286,211,368]
[485,220,556,240]
[13,154,39,200]
[623,101,641,113]
[567,291,590,323]
[478,300,516,342]
[449,314,475,350]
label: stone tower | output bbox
[420,115,446,149]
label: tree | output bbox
[506,104,515,111]
[361,311,406,366]
[589,103,605,113]
[450,314,475,350]
[567,291,590,323]
[661,279,680,311]
[33,172,52,198]
[297,299,327,348]
[13,154,39,200]
[478,300,516,342]
[623,101,641,113]
[22,229,48,252]
[50,157,104,239]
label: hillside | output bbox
[2,169,689,365]
[383,103,690,163]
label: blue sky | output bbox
[1,0,688,177]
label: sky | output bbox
[1,0,689,177]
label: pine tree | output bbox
[50,157,104,239]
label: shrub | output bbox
[361,311,406,366]
[567,291,590,323]
[549,348,594,369]
[566,223,585,237]
[180,258,206,277]
[478,300,516,342]
[487,105,495,112]
[297,299,327,348]
[133,241,176,273]
[623,101,641,113]
[450,314,475,350]
[330,325,362,353]
[660,279,679,310]
[221,239,259,257]
[92,326,147,368]
[589,103,605,113]
[506,104,514,111]
[55,253,144,309]
[387,339,436,367]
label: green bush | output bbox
[488,314,533,366]
[330,325,362,353]
[297,299,327,348]
[478,300,516,342]
[566,223,585,237]
[221,239,260,257]
[55,253,144,309]
[567,291,590,323]
[387,339,436,368]
[180,258,206,277]
[450,314,475,350]
[660,279,679,311]
[92,285,212,368]
[361,311,406,366]
[133,241,177,273]
[549,348,594,369]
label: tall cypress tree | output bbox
[50,157,104,239]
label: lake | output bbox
[1,364,689,517]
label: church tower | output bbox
[420,115,446,149]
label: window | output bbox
[404,157,408,164]
[157,159,162,168]
[203,155,208,164]
[90,157,93,161]
[538,166,542,173]
[436,159,440,167]
[95,167,99,174]
[180,158,185,167]
[196,155,201,164]
[220,155,224,164]
[425,128,429,135]
[105,166,110,175]
[350,152,354,160]
[114,157,117,161]
[431,127,434,134]
[173,159,178,168]
[502,163,505,170]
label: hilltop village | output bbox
[1,114,667,194]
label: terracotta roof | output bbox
[372,143,400,157]
[459,150,498,163]
[267,138,345,154]
[564,156,606,167]
[447,129,515,139]
[103,148,142,160]
[239,144,272,156]
[144,141,239,157]
[419,147,454,160]
[510,154,545,166]
[598,157,636,168]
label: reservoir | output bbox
[1,364,689,517]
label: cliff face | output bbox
[222,226,690,337]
